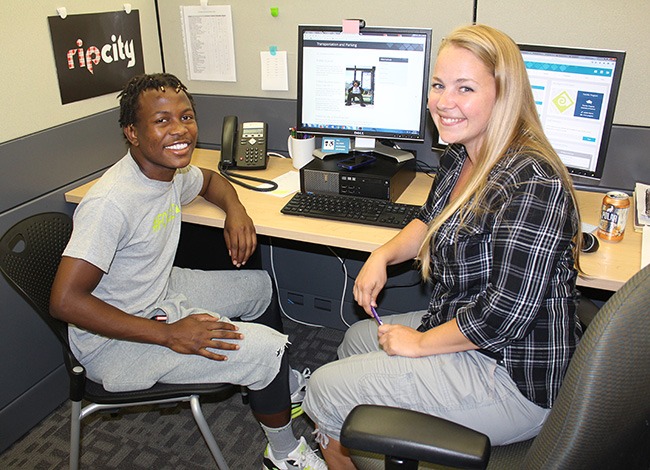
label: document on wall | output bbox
[260,50,289,91]
[180,5,236,82]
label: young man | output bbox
[50,73,326,470]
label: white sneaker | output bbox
[262,436,328,470]
[290,368,311,404]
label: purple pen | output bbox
[370,306,383,325]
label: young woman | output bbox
[302,24,583,469]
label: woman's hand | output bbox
[379,319,480,358]
[377,324,424,357]
[353,252,389,316]
[354,219,428,317]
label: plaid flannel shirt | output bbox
[417,144,582,408]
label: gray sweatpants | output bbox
[302,312,550,446]
[82,267,288,392]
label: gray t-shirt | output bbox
[63,151,203,361]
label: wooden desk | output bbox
[65,148,642,291]
[575,191,641,291]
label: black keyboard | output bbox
[281,192,420,229]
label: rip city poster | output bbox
[48,10,144,104]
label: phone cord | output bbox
[218,165,279,192]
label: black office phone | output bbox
[220,115,268,170]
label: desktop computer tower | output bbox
[299,153,416,201]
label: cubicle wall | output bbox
[0,110,124,452]
[599,125,650,191]
[5,0,649,146]
[154,0,649,128]
[479,0,650,129]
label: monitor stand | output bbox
[313,137,415,163]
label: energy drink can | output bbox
[597,191,630,242]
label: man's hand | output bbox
[164,314,244,361]
[223,205,257,267]
[198,168,257,267]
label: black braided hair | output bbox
[118,73,196,128]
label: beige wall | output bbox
[2,0,648,144]
[157,0,473,100]
[1,1,162,143]
[480,0,650,128]
[157,0,649,127]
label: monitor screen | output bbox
[518,44,625,180]
[297,25,432,160]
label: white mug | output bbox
[287,135,316,169]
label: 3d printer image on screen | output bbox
[345,67,375,107]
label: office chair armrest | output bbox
[577,292,599,329]
[62,347,87,402]
[341,405,490,469]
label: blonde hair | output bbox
[418,24,581,280]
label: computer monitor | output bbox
[296,25,432,162]
[518,44,625,180]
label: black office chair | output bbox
[0,213,237,470]
[341,263,650,470]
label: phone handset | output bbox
[220,115,238,169]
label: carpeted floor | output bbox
[0,319,345,469]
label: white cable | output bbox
[269,237,324,328]
[327,246,352,328]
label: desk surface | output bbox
[65,148,642,292]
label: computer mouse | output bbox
[581,232,599,253]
